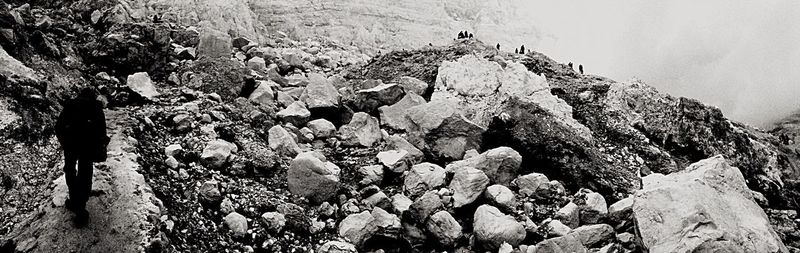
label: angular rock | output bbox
[408,191,442,222]
[569,224,614,248]
[427,114,485,161]
[358,165,384,186]
[396,76,428,96]
[484,185,515,211]
[379,93,426,131]
[287,152,341,203]
[248,80,276,106]
[473,204,526,250]
[197,28,231,58]
[377,150,409,173]
[633,155,788,253]
[317,241,358,253]
[246,56,266,71]
[232,37,252,49]
[338,207,400,248]
[261,212,286,233]
[268,125,301,157]
[531,234,588,253]
[126,72,160,99]
[338,112,381,147]
[201,139,237,169]
[277,101,311,126]
[545,219,572,237]
[449,167,490,208]
[555,202,580,229]
[307,119,336,139]
[575,189,607,225]
[607,196,633,226]
[355,83,405,112]
[426,211,462,247]
[404,163,447,197]
[514,173,549,197]
[198,180,222,205]
[385,135,424,164]
[391,194,413,214]
[446,146,521,185]
[223,212,248,237]
[303,73,340,109]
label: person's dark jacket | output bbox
[55,97,108,160]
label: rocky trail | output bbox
[4,110,163,253]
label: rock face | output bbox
[126,72,159,99]
[633,155,788,253]
[473,204,526,250]
[287,152,341,203]
[338,112,382,147]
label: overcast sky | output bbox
[519,0,800,128]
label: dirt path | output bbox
[5,110,164,253]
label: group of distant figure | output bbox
[458,32,586,75]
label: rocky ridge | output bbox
[0,1,798,253]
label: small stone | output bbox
[408,191,442,222]
[164,144,183,157]
[355,82,405,112]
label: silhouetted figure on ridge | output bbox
[520,45,525,54]
[55,87,110,227]
[468,33,473,39]
[515,48,518,54]
[568,62,573,70]
[579,64,584,74]
[496,43,500,50]
[458,31,464,39]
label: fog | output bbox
[518,0,800,128]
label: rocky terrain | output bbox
[1,1,799,253]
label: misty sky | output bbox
[519,0,800,128]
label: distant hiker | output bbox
[568,62,573,70]
[520,45,525,54]
[579,64,584,74]
[429,43,433,46]
[515,48,518,54]
[468,33,473,39]
[458,31,464,39]
[496,43,500,50]
[55,87,110,227]
[152,14,161,23]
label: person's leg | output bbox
[63,150,78,209]
[75,158,94,210]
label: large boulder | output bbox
[287,152,341,203]
[126,72,159,99]
[248,80,276,106]
[449,167,490,208]
[201,139,237,168]
[338,112,382,147]
[445,146,521,185]
[395,76,428,96]
[633,155,788,253]
[223,212,248,237]
[307,118,336,139]
[473,204,526,250]
[425,114,485,161]
[379,93,426,131]
[196,28,231,58]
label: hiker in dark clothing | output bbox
[468,33,473,39]
[496,43,500,50]
[55,87,109,226]
[579,64,584,74]
[520,45,525,54]
[458,31,464,39]
[568,62,573,70]
[515,48,518,54]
